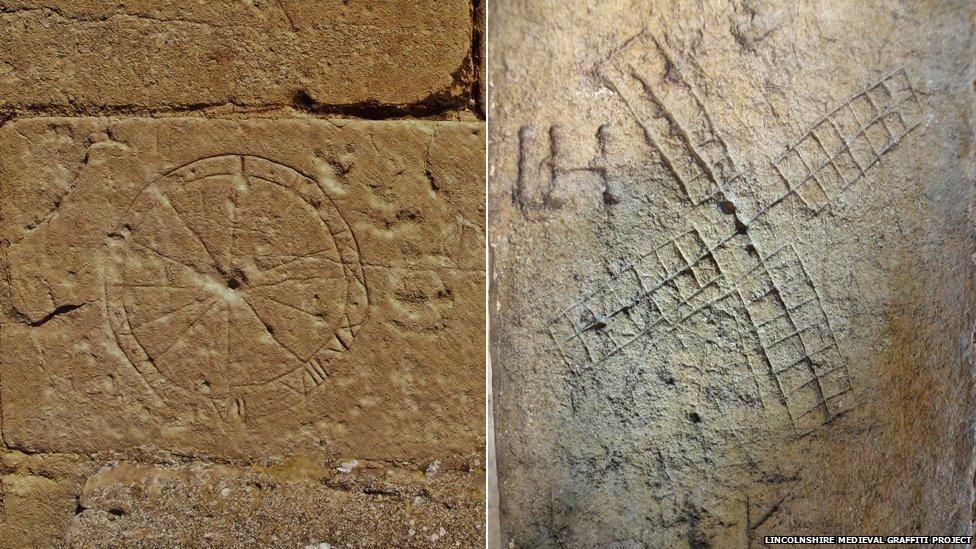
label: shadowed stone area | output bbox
[489,0,974,545]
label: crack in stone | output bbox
[25,301,91,327]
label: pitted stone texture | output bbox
[490,0,974,545]
[0,451,484,548]
[0,0,473,110]
[477,0,486,114]
[0,118,485,461]
[66,459,483,548]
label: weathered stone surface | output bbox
[0,0,484,543]
[476,0,486,115]
[0,117,485,545]
[0,450,484,547]
[66,456,483,547]
[0,0,474,112]
[0,118,484,461]
[0,452,90,548]
[490,0,974,545]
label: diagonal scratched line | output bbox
[547,323,574,368]
[569,237,794,364]
[101,291,164,401]
[130,296,213,331]
[248,291,323,320]
[771,110,918,218]
[149,186,223,271]
[153,298,221,360]
[129,240,209,277]
[796,389,854,423]
[770,250,835,424]
[773,94,920,179]
[559,230,765,348]
[231,361,310,389]
[773,69,920,163]
[863,90,898,144]
[739,287,797,431]
[785,363,850,398]
[223,295,230,384]
[771,341,839,375]
[556,229,729,331]
[592,314,672,365]
[253,250,345,275]
[753,296,817,332]
[628,65,722,189]
[123,283,195,289]
[251,274,344,289]
[793,249,853,403]
[679,286,741,323]
[240,294,307,364]
[763,327,802,348]
[231,158,242,277]
[621,32,740,182]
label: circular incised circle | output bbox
[106,155,368,419]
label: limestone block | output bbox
[0,0,473,111]
[0,451,484,547]
[0,452,91,549]
[0,118,485,461]
[64,458,484,547]
[489,0,974,545]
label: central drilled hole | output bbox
[225,267,247,290]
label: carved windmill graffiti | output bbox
[546,30,924,437]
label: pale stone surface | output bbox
[0,118,486,546]
[0,452,88,548]
[0,450,484,548]
[66,456,484,547]
[1,118,484,459]
[0,0,474,112]
[490,0,974,545]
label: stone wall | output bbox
[489,0,975,545]
[0,2,486,547]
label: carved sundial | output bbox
[106,154,368,420]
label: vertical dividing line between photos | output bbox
[483,1,501,546]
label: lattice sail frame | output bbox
[736,245,854,434]
[772,69,924,213]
